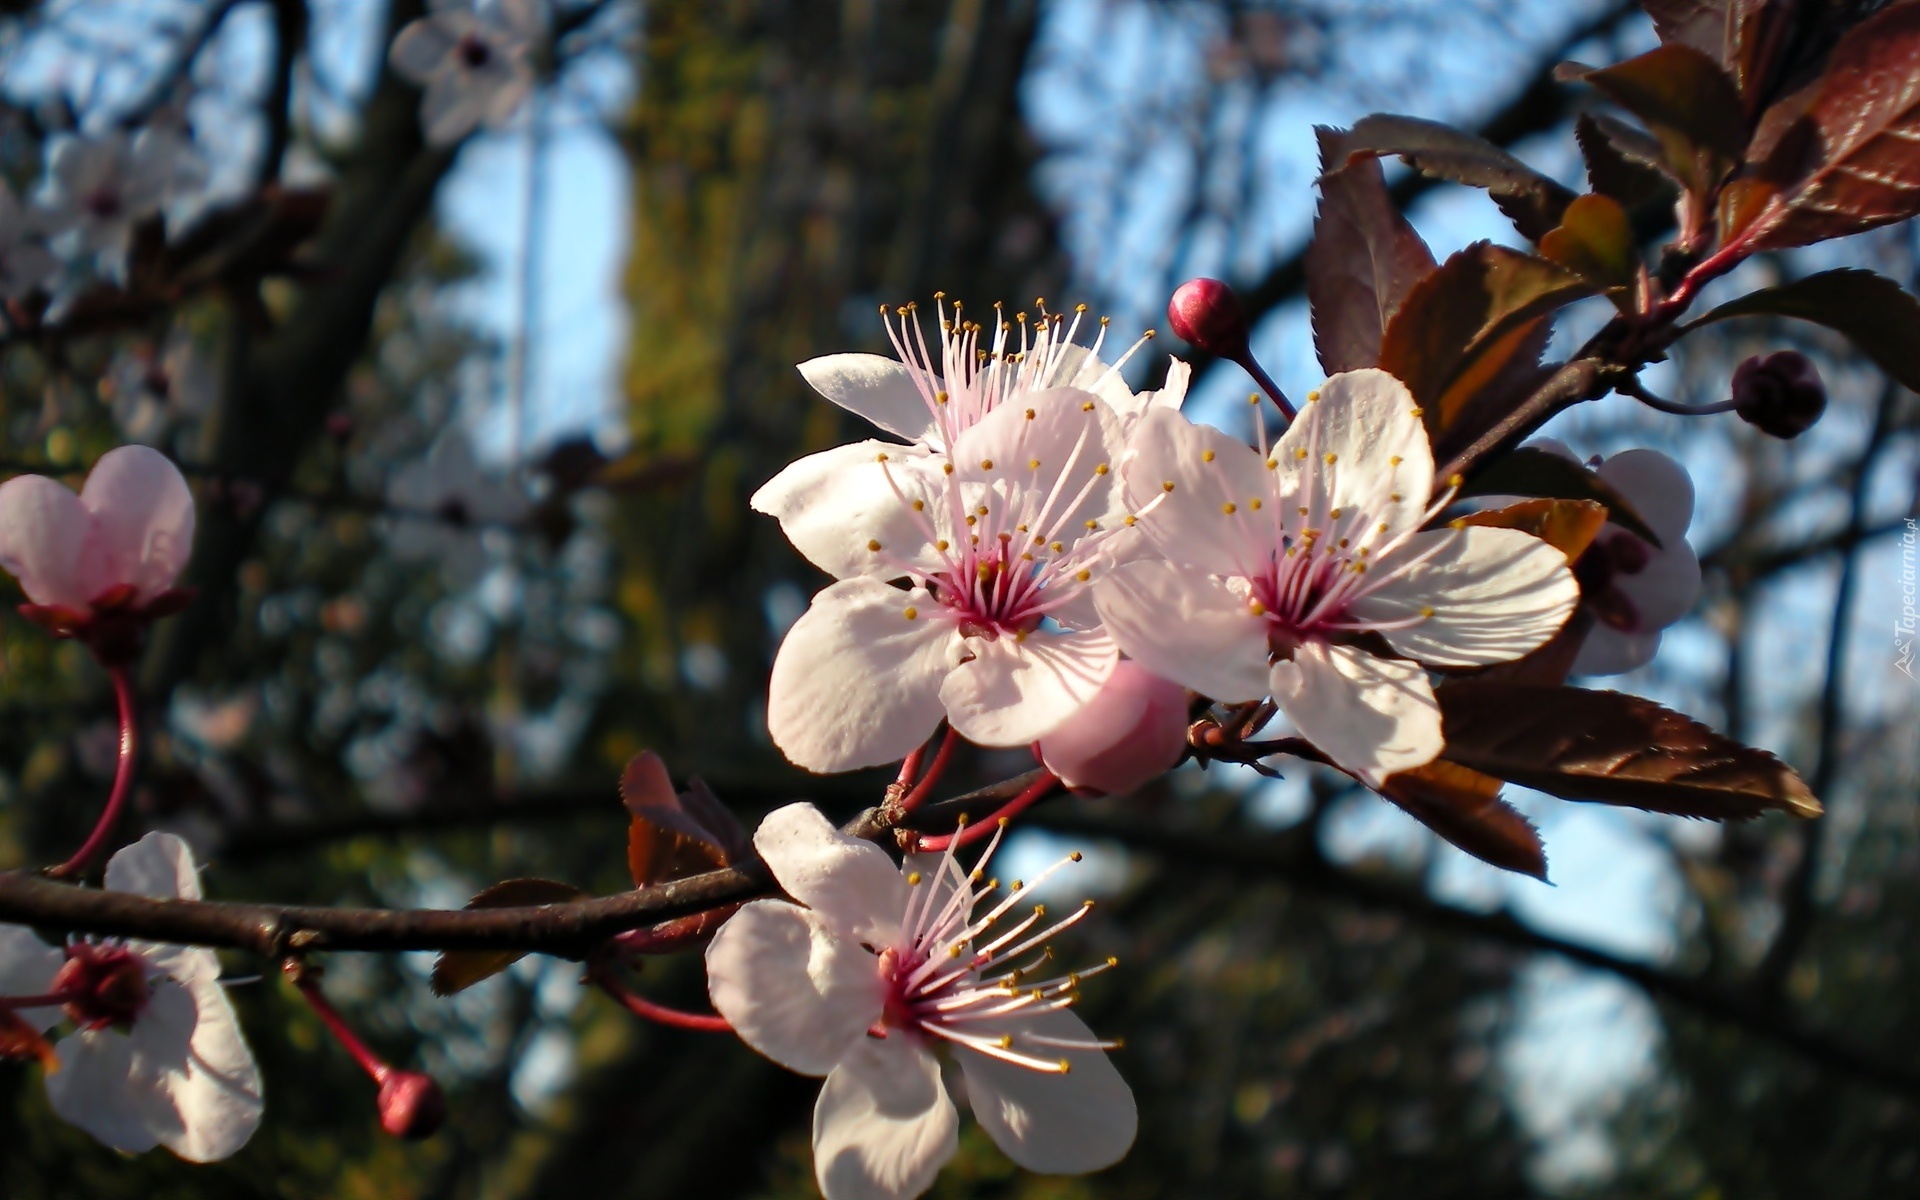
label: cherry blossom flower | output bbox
[795,297,1185,453]
[384,433,530,587]
[0,833,264,1161]
[0,182,58,300]
[41,132,178,277]
[0,446,195,656]
[764,388,1131,772]
[106,327,219,445]
[1529,440,1700,676]
[389,0,544,146]
[1037,659,1191,795]
[706,803,1135,1200]
[1093,369,1580,789]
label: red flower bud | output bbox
[377,1070,447,1140]
[1733,350,1826,439]
[1167,278,1249,358]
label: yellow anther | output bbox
[1389,492,1402,503]
[1202,449,1216,463]
[1409,406,1425,417]
[1162,481,1176,492]
[1124,514,1137,526]
[1025,408,1036,419]
[999,1035,1014,1048]
[981,459,995,470]
[1222,502,1237,515]
[903,607,918,619]
[1266,457,1278,469]
[1420,605,1436,617]
[876,452,890,462]
[907,872,922,885]
[1095,463,1109,475]
[1021,553,1034,562]
[867,539,882,552]
[1106,956,1118,968]
[1329,507,1342,519]
[950,944,965,958]
[1033,904,1046,917]
[1338,537,1349,548]
[976,505,989,516]
[1307,389,1321,403]
[1058,1059,1072,1074]
[936,539,950,551]
[942,462,954,475]
[1449,473,1464,487]
[1050,541,1064,552]
[1249,600,1267,616]
[912,499,925,511]
[936,390,950,406]
[1069,850,1083,862]
[1084,519,1099,530]
[1324,452,1338,465]
[965,515,977,527]
[1295,447,1309,460]
[1448,517,1466,529]
[1082,401,1096,412]
[1250,498,1263,510]
[1076,569,1091,581]
[1029,458,1041,469]
[1377,522,1389,534]
[1389,455,1402,466]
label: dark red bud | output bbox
[1167,278,1249,357]
[1733,350,1826,439]
[376,1070,447,1140]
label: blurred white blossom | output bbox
[390,0,545,145]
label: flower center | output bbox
[870,827,1117,1071]
[84,187,122,220]
[52,943,151,1031]
[1572,532,1649,632]
[457,34,494,68]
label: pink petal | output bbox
[799,355,940,444]
[937,628,1118,747]
[812,1034,957,1200]
[1120,406,1273,577]
[1270,642,1440,789]
[957,1008,1137,1174]
[1572,625,1663,676]
[706,899,885,1076]
[154,974,265,1161]
[77,445,194,605]
[949,386,1126,542]
[1038,659,1190,795]
[750,442,941,581]
[0,473,90,606]
[767,578,956,772]
[753,803,909,948]
[0,927,65,1031]
[1353,527,1579,667]
[1092,560,1271,703]
[1272,368,1432,540]
[388,17,457,81]
[1597,449,1694,544]
[1615,536,1701,631]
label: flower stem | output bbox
[288,966,392,1083]
[48,663,139,881]
[1618,377,1741,416]
[899,727,960,814]
[886,740,929,806]
[1234,349,1297,423]
[589,966,732,1033]
[916,770,1060,853]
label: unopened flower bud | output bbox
[1167,278,1249,358]
[1733,350,1825,439]
[1037,660,1190,795]
[376,1070,447,1140]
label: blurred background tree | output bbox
[0,0,1914,1197]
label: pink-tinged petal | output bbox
[951,387,1126,541]
[1572,626,1662,676]
[494,0,547,40]
[1353,527,1579,667]
[0,927,64,1031]
[105,830,202,901]
[388,17,456,81]
[750,442,940,580]
[151,974,264,1162]
[706,900,883,1076]
[1093,560,1270,702]
[1121,407,1273,577]
[813,1034,957,1200]
[46,977,198,1155]
[939,629,1118,747]
[1270,642,1440,789]
[1614,536,1701,630]
[1147,357,1191,412]
[420,74,490,144]
[480,64,535,127]
[754,803,909,948]
[0,473,90,606]
[1038,659,1190,795]
[1274,368,1432,539]
[799,355,940,444]
[1597,449,1694,544]
[958,1008,1137,1174]
[768,578,956,772]
[77,446,194,604]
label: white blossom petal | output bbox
[750,442,939,580]
[420,73,492,144]
[799,355,940,444]
[1093,560,1270,702]
[1121,406,1273,576]
[47,977,195,1156]
[1573,626,1662,676]
[1615,535,1701,630]
[76,446,195,605]
[108,834,221,982]
[0,926,64,1030]
[706,900,884,1076]
[753,803,909,948]
[389,17,457,80]
[1352,526,1578,667]
[1038,659,1190,795]
[150,974,264,1162]
[0,473,91,607]
[767,578,956,772]
[1270,642,1440,788]
[951,386,1126,540]
[1597,449,1694,545]
[959,1009,1137,1175]
[813,1034,957,1200]
[1274,368,1432,540]
[938,629,1118,746]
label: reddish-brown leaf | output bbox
[1381,759,1547,879]
[1746,4,1920,249]
[1435,681,1822,820]
[430,878,591,997]
[622,751,748,888]
[0,1008,59,1071]
[1685,268,1920,393]
[1566,45,1745,204]
[1576,112,1676,210]
[1456,498,1610,561]
[1335,114,1578,242]
[1307,126,1437,374]
[1377,242,1592,440]
[1539,194,1639,295]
